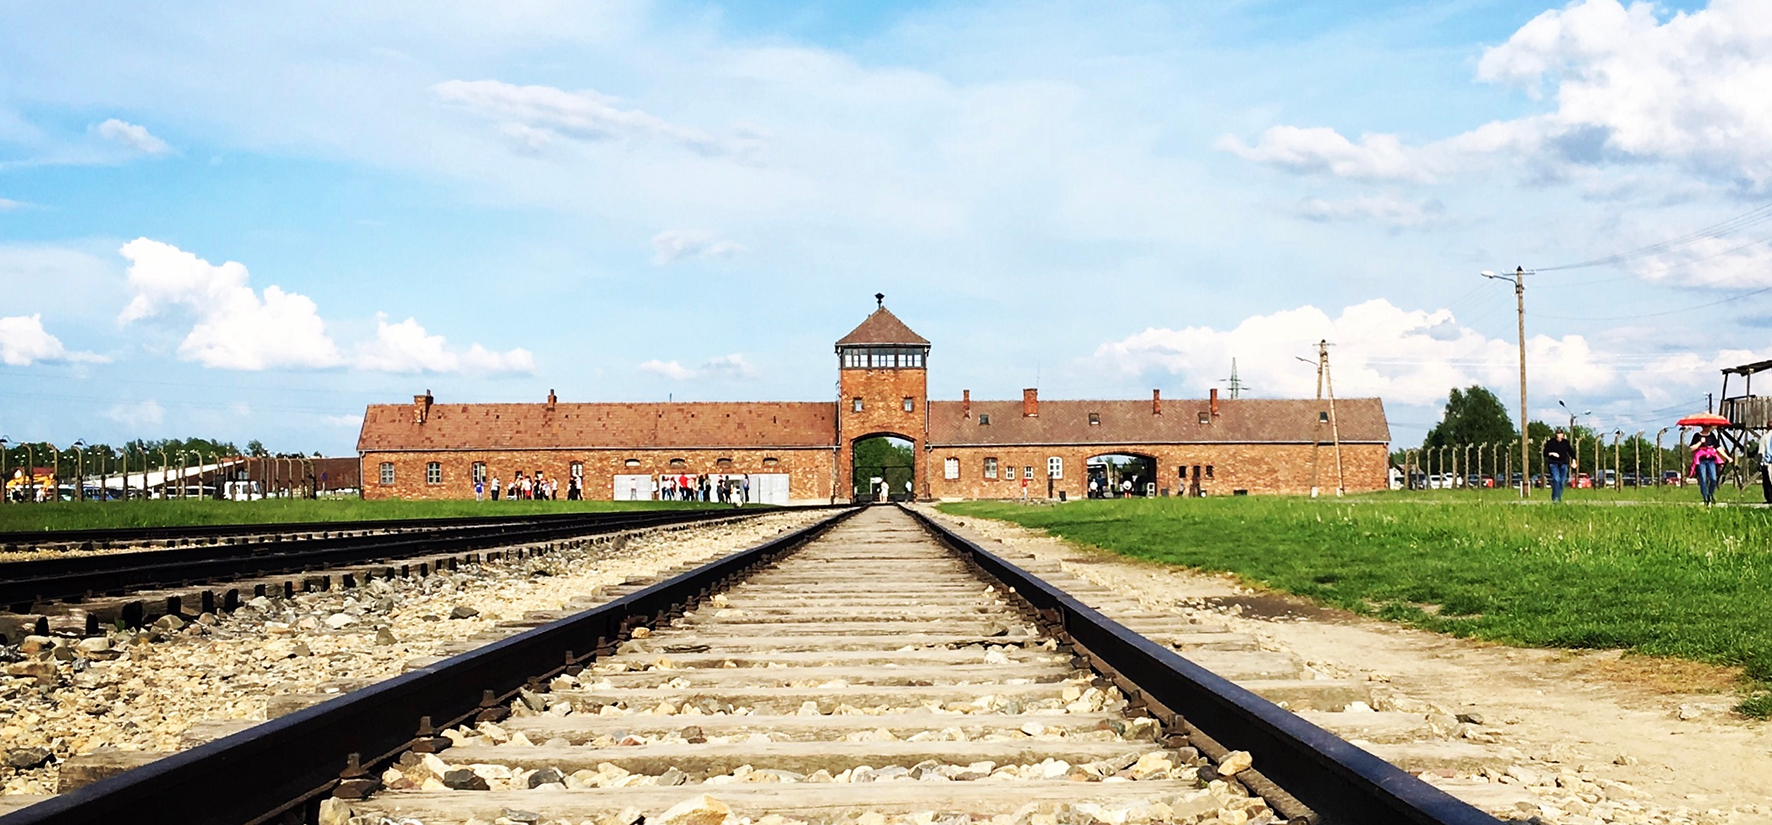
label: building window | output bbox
[472,462,486,483]
[624,458,640,468]
[379,462,395,485]
[425,462,442,485]
[903,397,914,412]
[853,398,864,412]
[841,346,927,369]
[763,457,779,467]
[570,462,583,478]
[716,457,734,469]
[1005,465,1016,480]
[669,458,687,468]
[984,457,998,479]
[1205,465,1215,479]
[1089,412,1100,426]
[979,414,991,425]
[1048,457,1063,479]
[1025,465,1034,480]
[1319,411,1330,423]
[1199,412,1210,424]
[944,457,959,480]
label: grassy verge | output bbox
[0,499,728,533]
[940,496,1772,717]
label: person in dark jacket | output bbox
[1543,429,1576,502]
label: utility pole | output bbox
[1224,358,1245,400]
[1303,341,1345,497]
[1485,266,1531,499]
[1323,340,1345,496]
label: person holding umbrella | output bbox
[1679,412,1732,505]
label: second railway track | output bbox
[2,506,1500,825]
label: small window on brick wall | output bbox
[943,457,959,480]
[1205,465,1215,479]
[716,458,734,469]
[669,458,687,468]
[1005,465,1016,480]
[379,462,395,485]
[472,462,486,483]
[570,462,583,478]
[984,457,998,479]
[903,397,914,412]
[853,398,864,412]
[425,462,442,485]
[624,458,640,467]
[763,457,779,467]
[1048,457,1063,479]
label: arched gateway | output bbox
[357,296,1391,502]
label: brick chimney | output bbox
[413,390,433,424]
[1152,389,1162,416]
[547,389,557,411]
[1023,388,1039,418]
[963,389,971,418]
[1209,388,1219,418]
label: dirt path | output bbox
[926,507,1772,825]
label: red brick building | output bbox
[357,299,1390,502]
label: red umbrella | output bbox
[1676,413,1731,427]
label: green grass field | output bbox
[940,496,1772,716]
[0,498,727,533]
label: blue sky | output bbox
[2,0,1769,454]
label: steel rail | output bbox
[0,509,775,612]
[0,507,862,825]
[0,507,730,548]
[904,506,1500,825]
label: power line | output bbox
[1536,202,1772,272]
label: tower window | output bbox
[903,397,914,412]
[853,398,864,412]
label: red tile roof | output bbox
[358,401,837,452]
[928,398,1389,446]
[835,307,929,347]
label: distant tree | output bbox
[247,439,268,457]
[1423,386,1517,449]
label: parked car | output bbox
[1621,473,1638,487]
[1465,474,1485,489]
[1662,470,1683,487]
[1575,473,1593,489]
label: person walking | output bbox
[1690,425,1729,505]
[491,476,500,501]
[474,477,484,502]
[1543,429,1575,502]
[1760,423,1772,505]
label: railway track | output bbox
[0,508,777,641]
[0,506,1500,825]
[0,511,669,553]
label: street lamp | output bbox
[1484,266,1531,498]
[1611,431,1623,492]
[0,437,9,504]
[1655,427,1670,487]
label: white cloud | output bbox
[0,314,105,365]
[639,353,759,381]
[1295,193,1447,228]
[1216,127,1439,182]
[103,399,164,428]
[355,313,535,375]
[1091,299,1612,407]
[650,229,747,265]
[323,413,364,428]
[94,118,172,156]
[1629,237,1772,288]
[435,80,729,157]
[118,238,343,370]
[1221,0,1772,188]
[0,197,23,211]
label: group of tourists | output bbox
[662,473,749,504]
[474,471,583,502]
[1541,424,1753,505]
